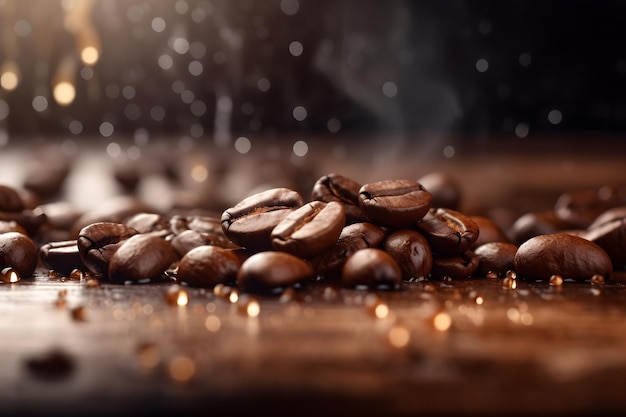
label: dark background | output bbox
[0,0,625,140]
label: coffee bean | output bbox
[177,245,241,287]
[417,171,462,211]
[237,251,314,293]
[470,215,510,248]
[0,209,46,237]
[221,188,304,251]
[580,219,626,269]
[431,251,479,280]
[77,222,139,277]
[70,195,151,239]
[124,212,169,234]
[341,248,402,289]
[39,240,88,276]
[588,206,626,228]
[554,189,617,229]
[383,229,432,280]
[416,208,479,255]
[311,173,369,223]
[0,232,38,278]
[509,211,571,246]
[0,220,27,235]
[0,185,25,212]
[108,234,177,283]
[514,233,612,281]
[473,242,518,277]
[271,201,345,258]
[170,229,238,257]
[309,222,385,280]
[358,179,432,228]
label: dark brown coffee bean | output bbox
[580,219,626,269]
[177,245,241,287]
[311,173,369,223]
[70,195,151,239]
[108,234,177,283]
[341,248,402,289]
[416,208,479,255]
[0,220,27,235]
[309,222,385,280]
[39,240,88,276]
[588,206,626,228]
[473,242,518,277]
[77,222,139,277]
[554,189,617,229]
[237,251,314,293]
[509,211,571,246]
[417,171,462,211]
[124,212,169,234]
[0,232,38,278]
[0,185,25,212]
[470,215,510,249]
[170,229,239,257]
[0,209,46,237]
[22,165,70,201]
[34,202,82,232]
[383,229,432,280]
[514,233,612,281]
[271,201,345,258]
[221,188,304,251]
[358,179,432,228]
[431,251,479,280]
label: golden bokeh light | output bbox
[53,81,76,106]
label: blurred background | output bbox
[1,0,626,142]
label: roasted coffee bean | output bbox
[431,251,479,279]
[77,222,139,276]
[588,206,626,228]
[416,208,479,255]
[124,212,169,234]
[473,242,518,277]
[237,251,314,293]
[271,201,345,258]
[383,229,432,280]
[221,188,304,251]
[108,233,177,283]
[0,232,38,278]
[39,240,88,276]
[309,222,385,280]
[341,248,402,289]
[177,245,241,287]
[514,233,612,281]
[170,229,239,257]
[33,202,82,232]
[359,179,432,228]
[554,188,619,229]
[0,220,27,235]
[0,184,25,212]
[310,173,369,223]
[509,211,571,246]
[470,215,510,248]
[70,195,151,239]
[580,219,626,269]
[0,209,46,237]
[22,165,70,201]
[417,171,462,211]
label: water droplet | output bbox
[486,271,498,279]
[590,274,605,286]
[69,269,84,280]
[549,274,563,286]
[443,276,453,283]
[85,278,99,288]
[228,289,239,304]
[502,277,517,289]
[1,267,20,283]
[165,285,188,306]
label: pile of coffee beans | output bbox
[1,170,624,293]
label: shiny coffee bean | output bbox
[431,251,479,280]
[358,179,432,228]
[22,165,70,201]
[237,251,314,294]
[0,185,25,212]
[417,171,462,211]
[108,234,177,283]
[473,242,518,277]
[310,173,369,223]
[271,201,345,258]
[588,206,626,228]
[470,215,510,249]
[383,229,432,280]
[309,222,385,280]
[124,212,169,234]
[39,240,88,276]
[580,219,626,269]
[221,188,304,251]
[416,208,479,255]
[509,211,571,246]
[341,248,402,289]
[77,222,139,277]
[514,233,612,281]
[171,229,239,257]
[554,188,619,229]
[177,245,241,287]
[0,232,38,278]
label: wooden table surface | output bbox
[1,136,626,416]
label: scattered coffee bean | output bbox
[0,232,38,278]
[342,248,402,289]
[431,251,479,279]
[416,208,479,255]
[383,229,432,280]
[124,212,169,234]
[473,242,518,277]
[417,171,462,211]
[580,218,626,269]
[509,211,571,245]
[237,251,314,294]
[109,233,178,283]
[554,188,618,229]
[77,222,140,277]
[471,215,510,248]
[39,240,88,277]
[311,173,369,223]
[177,245,241,287]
